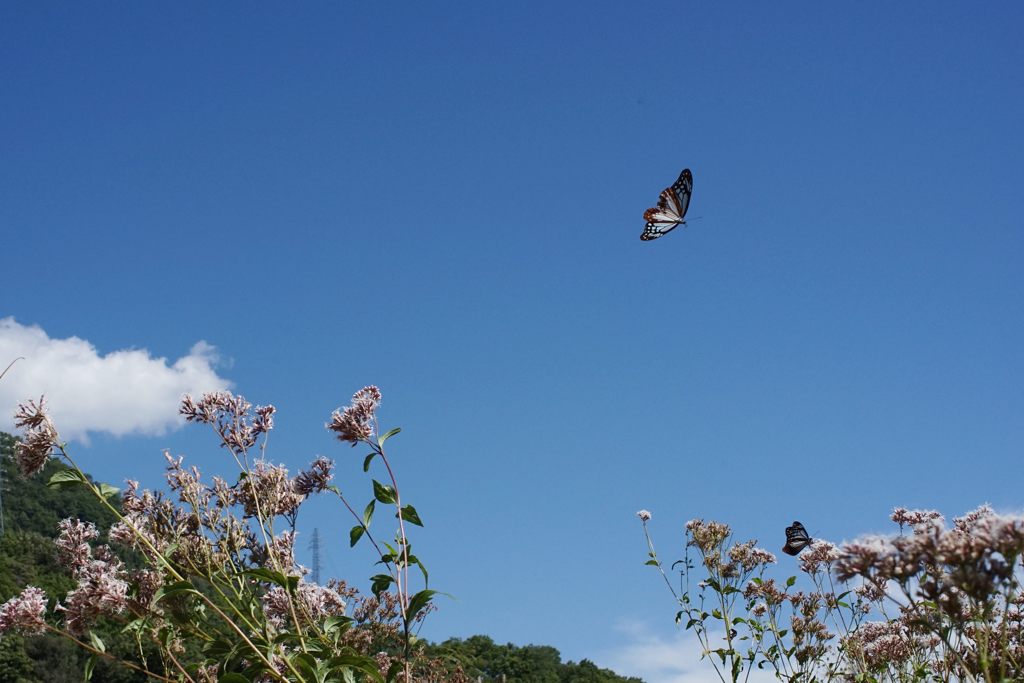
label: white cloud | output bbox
[0,317,232,442]
[596,619,776,683]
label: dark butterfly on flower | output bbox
[640,168,693,241]
[782,521,813,556]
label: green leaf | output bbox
[786,575,797,587]
[323,615,351,635]
[87,631,106,653]
[363,499,376,526]
[242,568,297,590]
[47,468,86,489]
[372,480,396,504]
[84,655,96,682]
[290,652,319,680]
[644,559,659,566]
[328,654,386,682]
[370,574,394,596]
[384,661,406,681]
[406,588,437,622]
[98,482,120,499]
[378,427,401,446]
[203,638,235,659]
[349,524,365,547]
[409,554,429,584]
[398,504,423,526]
[363,453,376,472]
[154,581,200,603]
[219,675,250,683]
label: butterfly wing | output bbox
[640,169,693,241]
[782,521,812,556]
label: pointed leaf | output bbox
[98,482,121,499]
[406,589,437,622]
[363,499,375,526]
[88,631,106,653]
[398,504,423,526]
[363,453,376,472]
[349,524,365,547]
[378,427,401,446]
[154,581,200,603]
[370,574,394,596]
[409,554,429,584]
[242,568,296,590]
[47,468,86,489]
[372,480,396,504]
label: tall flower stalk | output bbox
[328,387,435,682]
[1,386,441,682]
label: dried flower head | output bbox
[686,519,731,554]
[13,396,59,477]
[744,578,787,607]
[180,392,275,455]
[952,504,995,534]
[636,509,652,522]
[327,386,382,445]
[294,456,335,496]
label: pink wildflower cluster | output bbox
[51,518,130,634]
[112,454,325,577]
[294,456,335,496]
[798,539,841,575]
[685,518,731,554]
[787,591,832,664]
[843,620,917,669]
[12,396,59,476]
[2,387,447,682]
[327,386,382,445]
[180,392,276,455]
[236,460,304,519]
[891,506,944,533]
[836,505,1024,600]
[744,577,788,608]
[261,581,348,629]
[728,539,777,572]
[0,586,48,635]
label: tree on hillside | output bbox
[428,635,644,683]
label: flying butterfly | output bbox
[640,168,693,241]
[782,521,813,556]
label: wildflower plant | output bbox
[1,386,443,683]
[640,506,1024,682]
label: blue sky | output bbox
[2,2,1023,680]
